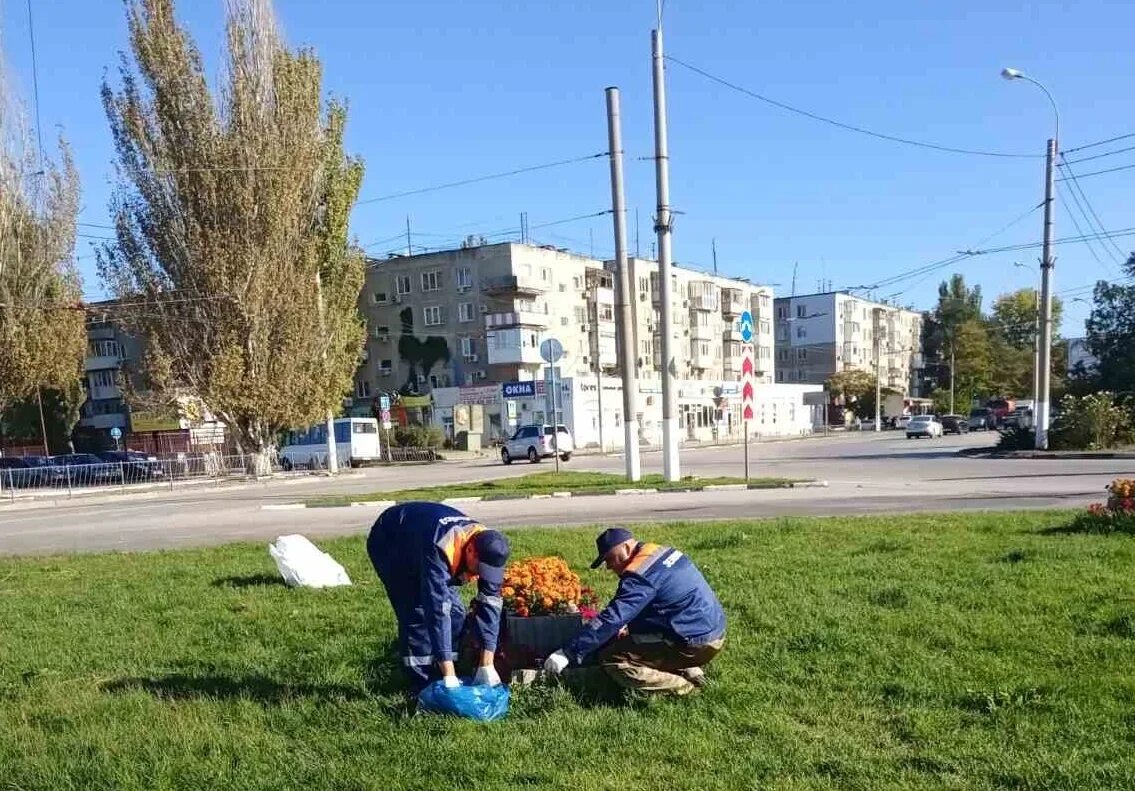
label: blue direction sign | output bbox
[739,310,754,343]
[110,427,123,440]
[502,380,536,399]
[379,395,391,411]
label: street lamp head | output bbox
[1001,67,1023,81]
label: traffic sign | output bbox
[379,395,391,410]
[741,356,754,378]
[741,342,755,423]
[381,409,392,430]
[502,380,536,399]
[739,310,754,344]
[539,337,564,364]
[110,427,123,440]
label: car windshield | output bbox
[970,409,990,418]
[910,416,931,423]
[543,426,569,435]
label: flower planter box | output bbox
[501,613,582,670]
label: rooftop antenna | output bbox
[712,238,718,275]
[791,262,798,296]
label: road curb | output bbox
[265,482,812,511]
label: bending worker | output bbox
[544,527,725,695]
[366,501,510,690]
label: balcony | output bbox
[724,326,743,343]
[487,328,544,366]
[689,293,719,312]
[485,311,549,329]
[481,275,547,297]
[690,349,715,370]
[721,289,746,317]
[690,323,716,342]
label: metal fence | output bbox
[0,452,318,501]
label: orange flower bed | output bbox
[501,556,599,617]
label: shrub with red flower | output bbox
[501,556,600,617]
[1072,478,1135,534]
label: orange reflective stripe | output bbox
[624,543,663,574]
[441,523,487,576]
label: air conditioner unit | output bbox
[480,305,489,314]
[639,292,648,301]
[457,284,471,293]
[392,293,403,304]
[377,333,389,342]
[580,324,590,333]
[464,354,479,363]
[475,370,487,380]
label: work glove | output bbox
[442,674,461,689]
[543,650,570,675]
[473,664,501,687]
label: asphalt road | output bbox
[1,431,1131,556]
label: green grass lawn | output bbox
[307,470,799,506]
[2,512,1134,790]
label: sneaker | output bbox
[679,667,708,688]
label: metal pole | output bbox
[1036,137,1056,450]
[1032,283,1040,409]
[606,86,641,481]
[552,366,561,474]
[743,419,750,482]
[651,27,680,482]
[950,346,956,415]
[35,387,50,456]
[873,308,882,432]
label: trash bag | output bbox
[417,679,510,721]
[268,534,352,588]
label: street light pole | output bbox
[1002,67,1059,450]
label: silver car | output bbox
[906,415,943,439]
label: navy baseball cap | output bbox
[590,527,635,569]
[473,530,510,584]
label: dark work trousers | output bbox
[367,527,466,690]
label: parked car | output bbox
[893,415,912,430]
[0,456,57,488]
[940,414,970,435]
[50,453,121,484]
[96,450,165,482]
[906,415,943,439]
[501,424,574,464]
[968,407,996,431]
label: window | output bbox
[760,295,771,309]
[759,320,771,334]
[796,325,806,339]
[90,370,116,388]
[776,370,784,382]
[599,304,614,322]
[777,305,788,319]
[559,283,567,292]
[421,271,440,292]
[561,316,569,326]
[424,306,443,326]
[395,275,411,295]
[573,276,582,290]
[796,304,806,318]
[458,303,474,323]
[456,267,472,288]
[371,291,388,304]
[460,337,477,358]
[89,339,120,357]
[641,339,652,356]
[759,346,771,359]
[639,276,649,292]
[355,380,372,399]
[379,359,393,374]
[574,306,587,324]
[541,268,552,282]
[700,343,709,356]
[353,422,377,434]
[373,325,390,340]
[777,349,788,362]
[796,348,807,361]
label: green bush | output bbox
[996,426,1036,451]
[1049,393,1134,451]
[392,425,443,448]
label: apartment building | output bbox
[615,257,776,385]
[773,291,923,394]
[79,312,136,434]
[354,243,616,403]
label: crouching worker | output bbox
[544,527,725,696]
[366,501,510,691]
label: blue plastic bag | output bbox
[417,679,510,721]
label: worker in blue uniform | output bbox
[366,501,510,690]
[543,527,726,695]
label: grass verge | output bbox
[305,470,800,506]
[2,512,1134,789]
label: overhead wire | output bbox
[1062,131,1135,155]
[1058,154,1128,266]
[1061,143,1135,166]
[664,55,1042,159]
[1056,181,1112,273]
[355,153,609,206]
[1055,161,1135,182]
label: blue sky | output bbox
[3,0,1132,334]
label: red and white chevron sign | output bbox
[741,344,755,422]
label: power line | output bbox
[1055,161,1135,182]
[1058,154,1125,268]
[1056,182,1113,273]
[665,55,1041,159]
[368,210,612,258]
[1061,143,1135,166]
[355,153,609,206]
[1062,131,1135,155]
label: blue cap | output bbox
[473,530,510,584]
[590,527,635,569]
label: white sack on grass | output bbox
[268,534,352,588]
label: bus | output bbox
[279,417,381,470]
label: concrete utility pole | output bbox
[605,86,642,481]
[1036,138,1057,448]
[651,26,680,481]
[315,271,339,474]
[873,308,882,431]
